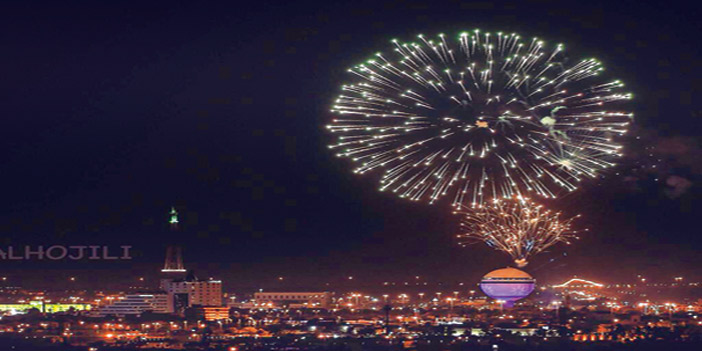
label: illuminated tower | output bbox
[162,207,186,273]
[162,247,186,273]
[479,267,535,308]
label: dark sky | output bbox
[0,0,699,291]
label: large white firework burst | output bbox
[455,196,582,267]
[327,30,633,206]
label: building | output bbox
[161,271,223,311]
[200,306,230,321]
[0,301,91,315]
[253,292,332,309]
[158,209,223,312]
[94,293,172,317]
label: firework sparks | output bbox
[455,196,581,267]
[327,30,632,206]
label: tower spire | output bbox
[162,207,186,273]
[162,246,186,273]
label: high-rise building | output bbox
[162,271,223,308]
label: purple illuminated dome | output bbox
[479,267,535,307]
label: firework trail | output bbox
[455,196,582,267]
[327,30,632,206]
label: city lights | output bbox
[0,3,697,351]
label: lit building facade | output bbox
[94,294,172,317]
[0,301,91,315]
[253,292,332,309]
[161,272,223,311]
[200,306,230,321]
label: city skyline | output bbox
[0,1,699,293]
[0,2,700,349]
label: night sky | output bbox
[0,1,699,291]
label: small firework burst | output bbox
[454,196,582,267]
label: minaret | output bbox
[162,207,186,273]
